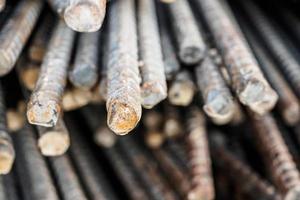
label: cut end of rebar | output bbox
[179,46,205,65]
[142,82,167,109]
[27,100,61,127]
[94,127,117,148]
[239,79,278,115]
[168,83,194,106]
[38,131,70,156]
[0,141,15,174]
[284,186,300,200]
[69,65,98,89]
[64,2,106,32]
[107,100,141,135]
[203,93,235,125]
[0,154,14,174]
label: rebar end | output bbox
[239,79,278,115]
[203,92,235,125]
[179,46,205,65]
[38,131,70,156]
[107,100,141,135]
[0,141,15,174]
[64,2,105,32]
[168,82,194,106]
[27,100,61,127]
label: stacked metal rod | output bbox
[2,0,300,199]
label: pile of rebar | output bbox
[1,0,300,199]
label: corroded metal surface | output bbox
[252,113,300,200]
[27,20,75,127]
[195,0,278,114]
[106,0,141,135]
[167,0,206,65]
[186,107,215,200]
[138,0,167,109]
[196,57,234,124]
[0,0,43,76]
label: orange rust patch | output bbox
[108,101,139,135]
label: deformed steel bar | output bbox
[242,24,300,126]
[185,106,215,200]
[49,0,107,33]
[210,132,282,200]
[0,0,43,76]
[138,0,167,109]
[251,113,300,200]
[152,148,191,199]
[98,139,150,200]
[106,146,151,200]
[37,118,70,156]
[27,20,75,127]
[2,172,20,200]
[64,0,107,32]
[82,108,149,200]
[195,56,235,125]
[194,0,278,114]
[164,140,189,171]
[239,0,300,99]
[65,117,118,200]
[28,13,54,63]
[106,0,141,135]
[157,7,180,80]
[13,123,59,200]
[49,154,88,200]
[168,70,195,107]
[166,0,206,65]
[69,31,100,90]
[119,136,179,200]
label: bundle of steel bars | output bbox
[1,0,300,199]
